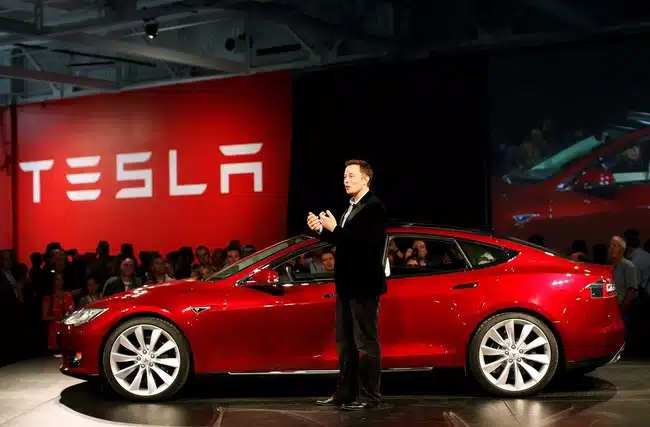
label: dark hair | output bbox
[571,239,588,254]
[624,229,641,248]
[345,159,373,184]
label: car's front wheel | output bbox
[468,312,559,397]
[101,317,191,401]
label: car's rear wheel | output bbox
[468,312,559,397]
[101,317,191,401]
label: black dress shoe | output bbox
[341,401,378,411]
[316,397,349,406]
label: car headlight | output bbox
[63,308,108,326]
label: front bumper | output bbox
[58,323,104,377]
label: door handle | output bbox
[452,283,478,290]
[323,293,336,299]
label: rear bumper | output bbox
[563,305,626,363]
[566,343,625,372]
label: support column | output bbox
[9,101,17,255]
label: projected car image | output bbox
[493,118,650,252]
[58,225,624,401]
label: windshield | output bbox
[529,136,603,176]
[503,125,635,183]
[206,235,311,281]
[505,136,604,182]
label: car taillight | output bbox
[579,279,616,299]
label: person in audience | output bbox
[102,258,142,297]
[321,251,335,272]
[192,246,217,278]
[164,257,176,278]
[79,276,101,306]
[386,238,404,266]
[242,245,256,257]
[211,248,224,271]
[225,247,241,266]
[609,235,641,355]
[42,273,74,351]
[624,229,650,301]
[147,253,174,284]
[610,236,639,308]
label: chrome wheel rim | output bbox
[109,324,181,397]
[478,318,552,392]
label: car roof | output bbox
[386,222,495,240]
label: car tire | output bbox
[101,316,191,401]
[468,312,559,397]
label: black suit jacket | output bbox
[319,190,387,298]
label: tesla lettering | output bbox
[19,160,54,203]
[169,150,207,196]
[18,143,264,202]
[116,152,153,199]
[66,156,101,201]
[220,143,263,194]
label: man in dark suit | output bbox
[307,159,387,411]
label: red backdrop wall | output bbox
[15,72,292,262]
[0,108,12,251]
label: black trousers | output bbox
[333,295,382,404]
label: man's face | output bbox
[87,279,98,294]
[413,240,427,259]
[197,249,210,266]
[226,250,240,265]
[608,238,625,260]
[152,257,164,274]
[321,253,335,272]
[121,259,135,276]
[624,145,641,161]
[343,165,368,196]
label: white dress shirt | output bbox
[317,188,369,233]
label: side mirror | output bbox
[574,168,617,199]
[245,269,280,287]
[575,167,611,188]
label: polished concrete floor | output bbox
[1,356,649,426]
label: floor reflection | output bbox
[58,371,622,427]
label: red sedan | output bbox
[59,224,624,401]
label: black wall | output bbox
[287,56,490,235]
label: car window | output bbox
[272,243,336,283]
[386,236,469,277]
[457,240,516,268]
[596,134,650,186]
[206,235,311,281]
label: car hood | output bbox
[98,278,203,304]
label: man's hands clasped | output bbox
[307,210,338,232]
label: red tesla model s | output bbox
[59,224,624,401]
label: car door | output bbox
[217,243,338,373]
[380,234,493,369]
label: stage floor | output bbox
[1,356,649,426]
